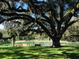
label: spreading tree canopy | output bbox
[0,0,79,47]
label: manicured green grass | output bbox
[0,45,79,59]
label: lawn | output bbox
[0,44,79,59]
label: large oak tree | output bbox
[0,0,79,47]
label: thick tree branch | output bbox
[36,20,53,39]
[62,1,79,30]
[64,1,79,21]
[61,18,79,35]
[37,17,56,35]
[7,16,34,22]
[0,15,35,24]
[59,0,64,20]
[41,14,55,29]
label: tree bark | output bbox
[51,35,61,48]
[11,36,16,47]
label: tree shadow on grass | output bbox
[0,46,79,59]
[60,46,79,59]
[0,51,39,59]
[62,51,79,59]
[0,47,40,59]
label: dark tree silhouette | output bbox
[0,0,79,47]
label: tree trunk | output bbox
[12,36,15,47]
[51,35,61,48]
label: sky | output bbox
[0,24,4,30]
